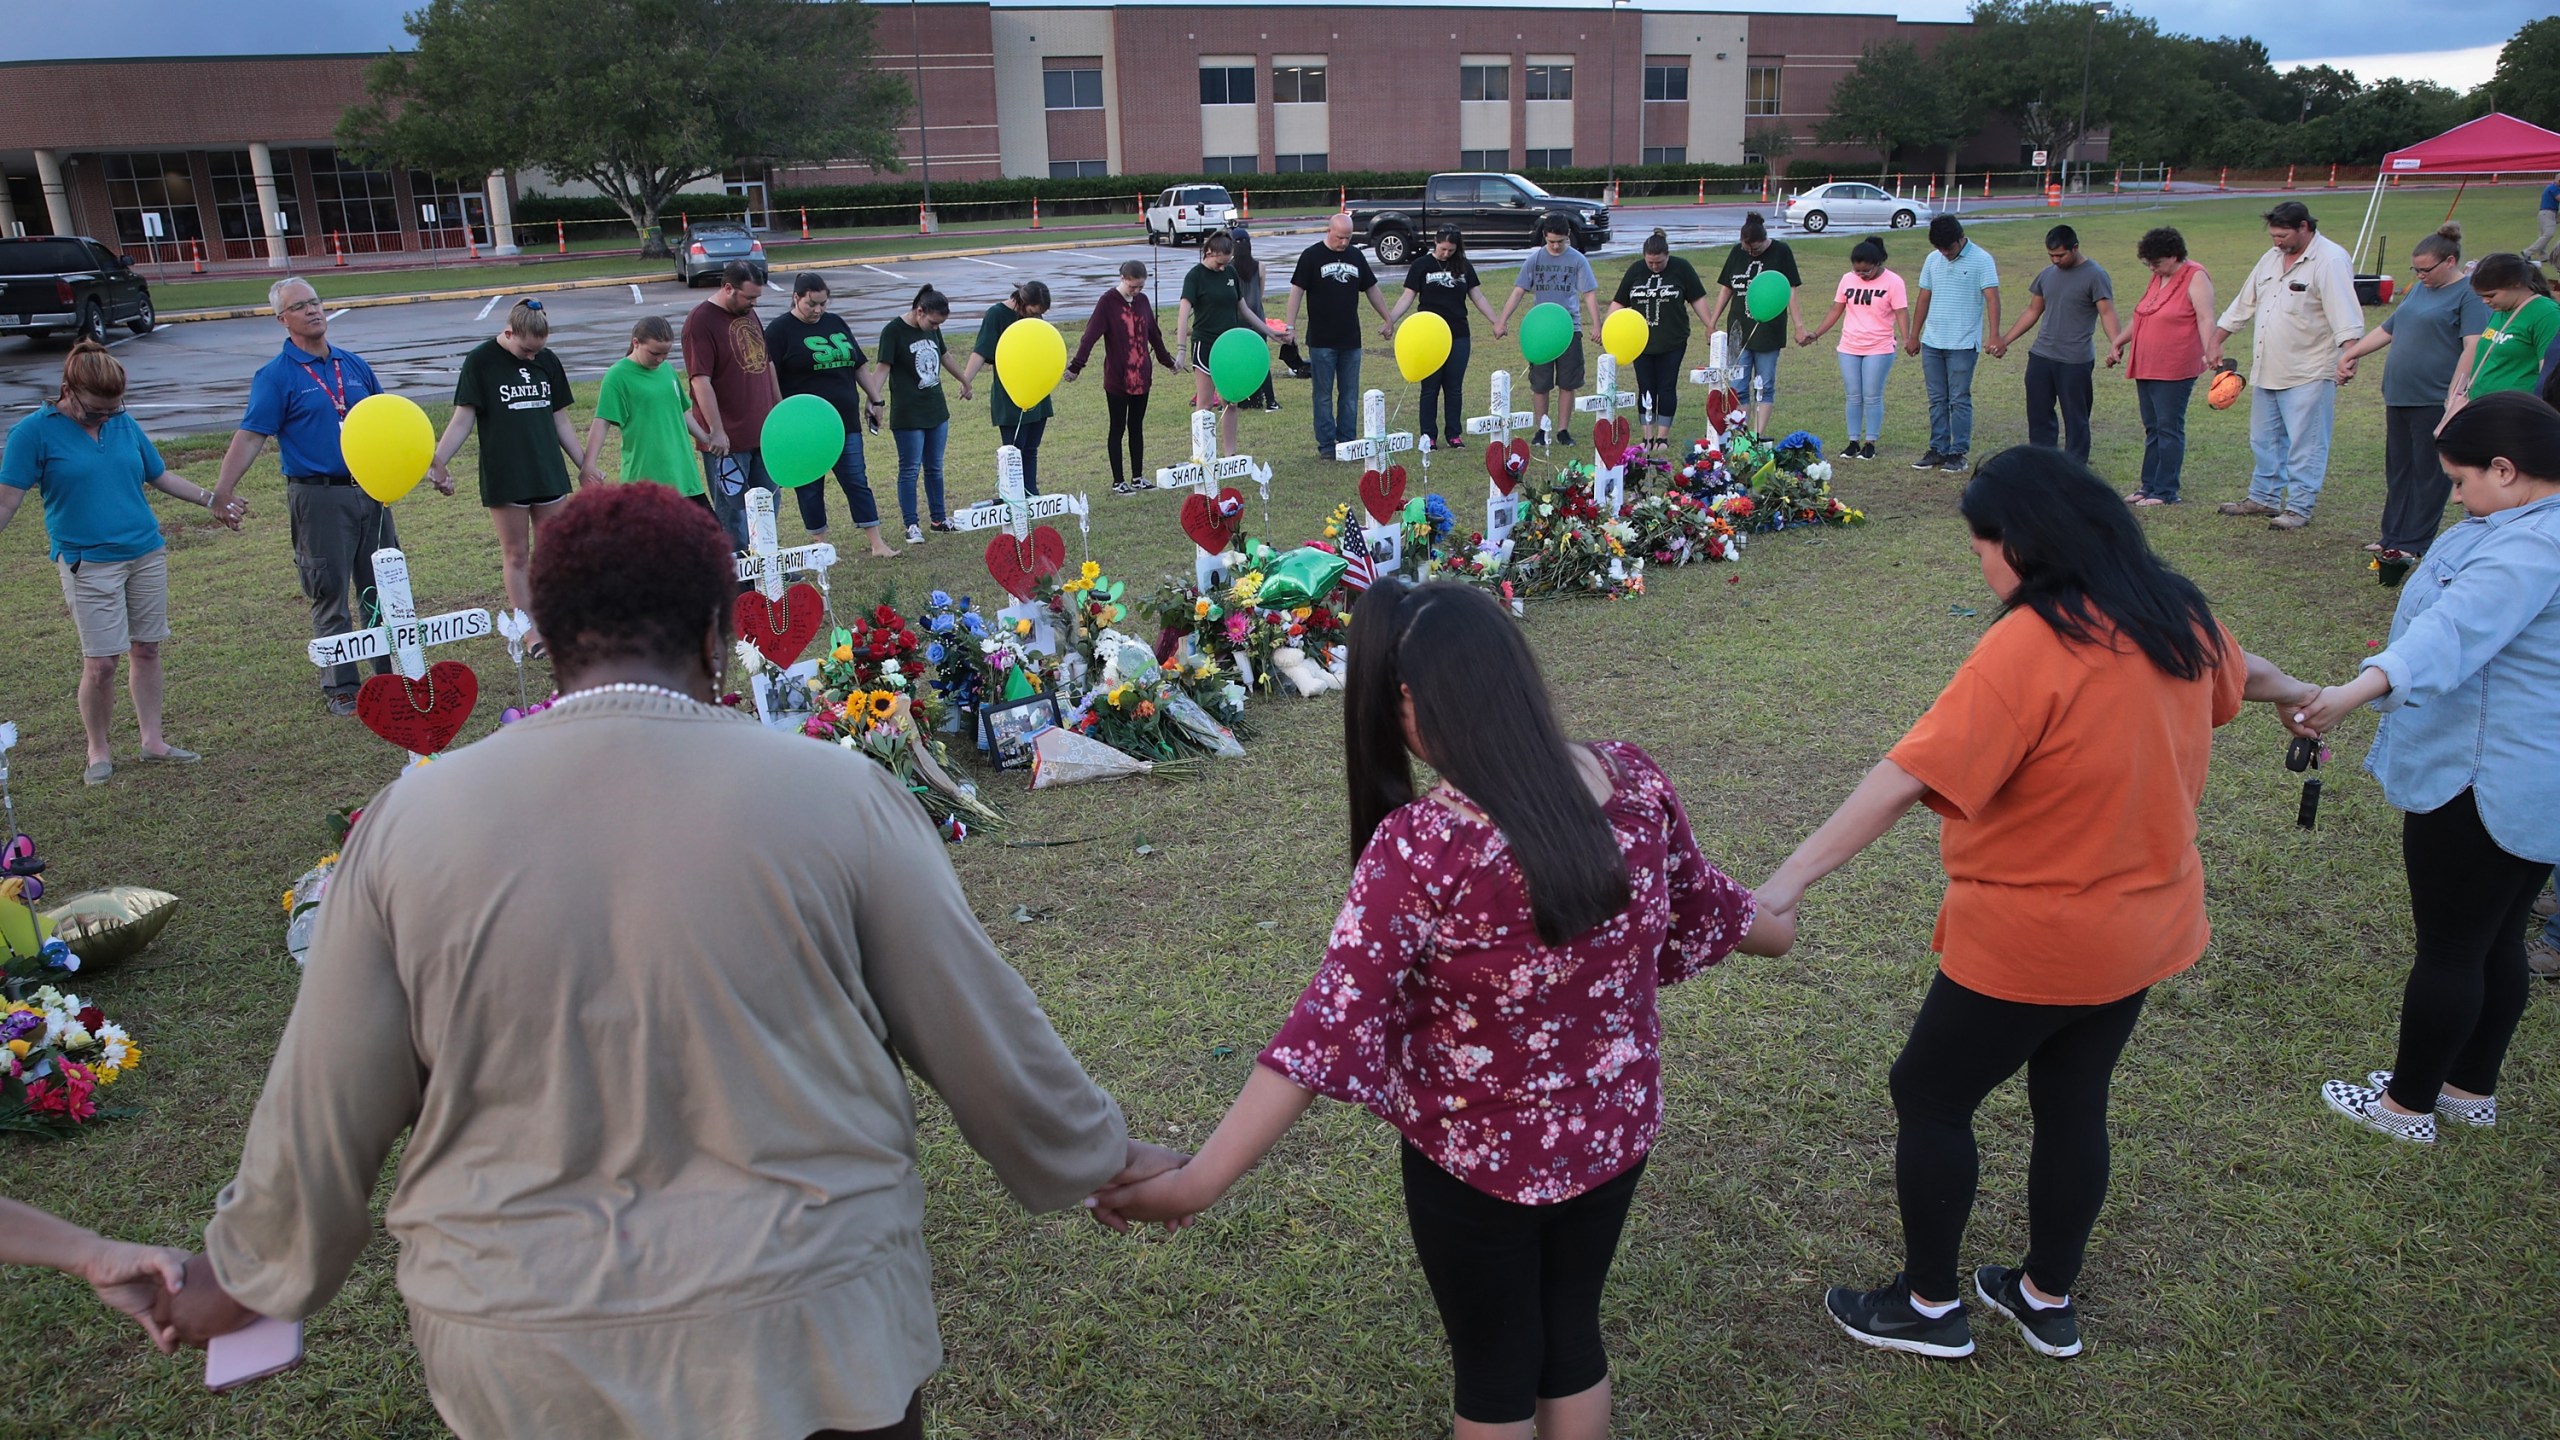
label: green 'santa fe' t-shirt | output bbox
[1612,255,1708,356]
[878,316,950,431]
[594,357,699,495]
[763,311,873,429]
[970,302,1057,429]
[2465,294,2560,400]
[454,338,573,506]
[1181,262,1246,347]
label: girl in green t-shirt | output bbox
[879,286,971,543]
[1174,231,1280,459]
[2454,255,2559,417]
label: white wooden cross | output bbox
[1154,408,1271,507]
[305,549,490,760]
[1573,354,1640,512]
[1688,329,1733,396]
[731,488,838,602]
[949,447,1079,661]
[1465,367,1536,549]
[1332,389,1414,469]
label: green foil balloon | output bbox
[761,393,849,490]
[1744,270,1792,323]
[1208,329,1272,405]
[1518,302,1574,365]
[1255,547,1349,609]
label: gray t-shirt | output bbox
[2377,278,2492,407]
[1515,248,1598,330]
[2028,259,2114,362]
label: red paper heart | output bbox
[984,526,1067,600]
[1358,466,1407,525]
[1484,439,1528,495]
[1179,487,1244,553]
[735,582,825,667]
[1704,388,1737,432]
[356,662,479,754]
[1594,417,1631,456]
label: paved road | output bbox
[0,202,1941,438]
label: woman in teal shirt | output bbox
[0,342,231,784]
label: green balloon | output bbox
[761,393,847,490]
[1401,496,1428,525]
[1256,547,1349,609]
[1519,303,1574,366]
[1745,270,1792,323]
[1209,328,1272,405]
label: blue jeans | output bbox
[2135,377,2196,501]
[2247,380,2337,516]
[702,448,775,550]
[1310,344,1362,452]
[1421,335,1472,443]
[997,416,1047,495]
[1920,345,1979,457]
[793,432,879,533]
[1837,350,1894,442]
[892,423,948,529]
[1733,346,1780,405]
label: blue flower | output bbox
[1424,494,1454,536]
[928,589,952,610]
[1776,430,1822,457]
[926,642,947,664]
[929,613,956,633]
[957,595,976,613]
[962,614,988,636]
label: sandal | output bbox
[2131,496,2170,507]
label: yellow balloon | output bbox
[994,317,1067,411]
[342,393,434,504]
[1393,311,1454,384]
[1602,308,1650,366]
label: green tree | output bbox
[2479,16,2560,129]
[1815,41,1984,182]
[1964,0,2170,178]
[340,0,909,256]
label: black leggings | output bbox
[807,1389,921,1439]
[1105,389,1149,485]
[1889,970,2148,1304]
[1632,350,1684,422]
[2387,789,2553,1110]
[1401,1141,1645,1425]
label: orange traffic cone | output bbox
[189,239,204,275]
[332,231,346,266]
[1031,196,1041,229]
[800,207,810,240]
[2285,164,2296,189]
[2327,163,2338,189]
[466,227,480,260]
[556,219,566,254]
[2218,167,2228,191]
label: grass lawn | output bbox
[3,193,2553,1438]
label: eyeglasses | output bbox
[2410,259,2447,277]
[64,392,125,419]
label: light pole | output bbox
[910,0,935,230]
[2072,1,2113,194]
[1607,0,1625,204]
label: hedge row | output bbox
[514,161,1768,228]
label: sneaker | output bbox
[930,519,957,533]
[2365,1071,2496,1127]
[138,746,201,764]
[2321,1080,2437,1144]
[1823,1274,1975,1359]
[1973,1265,2083,1358]
[1112,481,1133,495]
[1261,399,1282,413]
[1911,449,1945,470]
[2530,934,2560,979]
[2218,498,2280,517]
[1938,453,1969,473]
[1558,429,1576,446]
[1133,477,1156,490]
[1859,441,1878,460]
[2269,511,2313,530]
[904,524,925,544]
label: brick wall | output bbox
[778,1,1003,187]
[0,56,375,152]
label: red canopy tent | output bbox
[2354,113,2560,269]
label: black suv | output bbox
[0,236,155,343]
[1348,173,1611,265]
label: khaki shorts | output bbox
[58,550,171,657]
[1528,334,1587,394]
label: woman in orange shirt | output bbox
[1757,448,2314,1362]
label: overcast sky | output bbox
[0,0,2533,90]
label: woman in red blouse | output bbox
[1065,260,1179,494]
[1096,579,1791,1440]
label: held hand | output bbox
[1085,1140,1193,1234]
[2294,684,2367,737]
[958,379,975,402]
[76,1235,191,1354]
[427,464,457,498]
[2336,354,2357,385]
[2105,346,2122,369]
[705,432,733,456]
[1089,1164,1210,1230]
[1794,331,1813,348]
[1902,338,1921,358]
[153,1253,258,1350]
[577,467,604,490]
[216,495,249,529]
[1064,369,1082,384]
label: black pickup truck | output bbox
[0,236,156,344]
[1348,172,1610,266]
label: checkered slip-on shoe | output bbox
[2323,1080,2436,1144]
[2366,1072,2495,1128]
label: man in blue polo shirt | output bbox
[212,278,453,716]
[1905,215,2004,474]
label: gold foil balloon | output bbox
[41,886,180,972]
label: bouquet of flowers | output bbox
[1694,430,1866,531]
[1623,486,1744,566]
[1070,639,1239,763]
[1502,464,1645,600]
[916,590,989,718]
[0,986,140,1137]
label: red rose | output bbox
[76,1006,104,1032]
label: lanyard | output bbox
[300,353,351,419]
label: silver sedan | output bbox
[1782,183,1931,234]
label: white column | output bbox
[483,170,519,256]
[248,142,289,268]
[33,149,73,237]
[0,181,19,238]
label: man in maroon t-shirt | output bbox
[681,261,780,547]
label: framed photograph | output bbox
[979,691,1061,771]
[749,658,822,731]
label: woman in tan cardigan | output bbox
[160,483,1180,1438]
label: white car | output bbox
[1146,185,1238,246]
[1783,182,1931,234]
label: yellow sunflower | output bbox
[868,690,899,721]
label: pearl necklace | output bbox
[547,681,712,709]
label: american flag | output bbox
[1337,541,1378,595]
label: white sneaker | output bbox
[904,524,925,545]
[2322,1080,2437,1144]
[2365,1071,2496,1127]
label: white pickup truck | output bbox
[1145,185,1238,246]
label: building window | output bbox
[102,152,202,253]
[1459,64,1509,102]
[409,171,490,247]
[1525,64,1573,102]
[1522,149,1572,169]
[1199,66,1255,106]
[1273,153,1328,173]
[1645,64,1689,102]
[1459,149,1510,171]
[1642,146,1686,166]
[1044,68,1104,110]
[1049,159,1108,178]
[1745,65,1782,116]
[205,150,302,257]
[1203,154,1259,174]
[1272,65,1326,104]
[307,148,403,251]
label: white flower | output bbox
[61,1025,93,1051]
[97,1036,128,1070]
[732,641,764,674]
[880,659,901,676]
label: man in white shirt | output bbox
[2207,202,2366,530]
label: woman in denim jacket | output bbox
[2296,391,2560,1144]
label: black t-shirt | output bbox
[1402,255,1483,339]
[1715,240,1805,353]
[763,311,871,427]
[1612,255,1708,356]
[1291,241,1378,349]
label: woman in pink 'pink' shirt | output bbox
[1800,238,1909,461]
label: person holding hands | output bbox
[585,315,720,513]
[429,299,596,657]
[1286,214,1394,459]
[1995,226,2120,465]
[765,273,895,555]
[1496,216,1605,448]
[1800,238,1908,460]
[1174,232,1276,461]
[1608,229,1714,450]
[1385,225,1504,452]
[1708,211,1805,434]
[1906,216,2003,475]
[2113,228,2217,506]
[2332,225,2485,553]
[1066,260,1180,494]
[0,1196,192,1354]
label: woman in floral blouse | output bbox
[1097,578,1791,1439]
